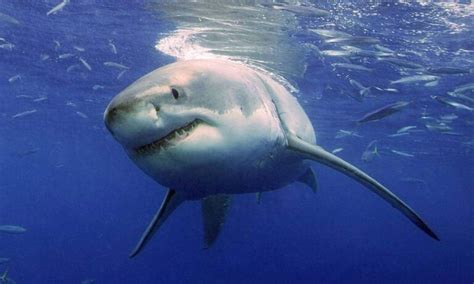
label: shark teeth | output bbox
[135,119,201,155]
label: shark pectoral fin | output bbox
[287,134,439,241]
[201,194,232,249]
[129,189,185,258]
[298,167,318,193]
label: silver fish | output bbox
[309,28,351,38]
[361,140,379,162]
[79,57,92,71]
[391,149,414,157]
[109,41,117,54]
[104,61,129,69]
[332,63,372,72]
[391,75,439,85]
[0,12,20,25]
[0,225,26,234]
[453,82,474,94]
[427,67,470,75]
[58,53,74,59]
[397,126,417,133]
[76,111,88,119]
[335,129,362,139]
[321,50,353,57]
[12,109,37,119]
[8,74,21,83]
[433,96,473,111]
[47,0,70,16]
[378,58,424,69]
[325,36,380,45]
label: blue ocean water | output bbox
[1,1,473,283]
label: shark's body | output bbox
[104,59,438,258]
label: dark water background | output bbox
[0,1,473,283]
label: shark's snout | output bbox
[104,98,160,147]
[104,106,119,134]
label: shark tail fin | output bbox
[129,189,185,258]
[287,133,439,241]
[201,194,232,249]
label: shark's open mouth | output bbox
[134,119,202,155]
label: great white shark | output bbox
[104,59,438,258]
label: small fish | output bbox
[345,47,392,58]
[335,129,362,139]
[321,50,352,57]
[74,46,85,52]
[58,53,74,59]
[378,58,424,69]
[340,90,363,102]
[76,111,88,119]
[0,225,26,234]
[453,82,474,94]
[0,12,21,25]
[357,101,411,123]
[109,41,117,54]
[53,40,61,50]
[397,126,417,133]
[40,54,50,61]
[33,96,48,102]
[12,109,37,119]
[374,44,395,53]
[440,114,458,121]
[309,29,351,38]
[391,149,414,157]
[104,61,129,69]
[66,64,80,72]
[447,92,474,104]
[427,67,470,75]
[92,85,104,91]
[332,63,372,72]
[425,122,452,132]
[361,140,379,162]
[349,79,371,97]
[432,96,473,111]
[424,80,439,87]
[47,0,70,16]
[331,148,344,154]
[0,43,14,50]
[0,258,10,264]
[325,36,380,45]
[388,132,410,138]
[8,74,21,83]
[390,75,439,85]
[117,70,127,80]
[79,57,92,71]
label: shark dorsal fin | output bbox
[201,194,231,248]
[129,189,185,258]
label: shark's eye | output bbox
[171,88,179,100]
